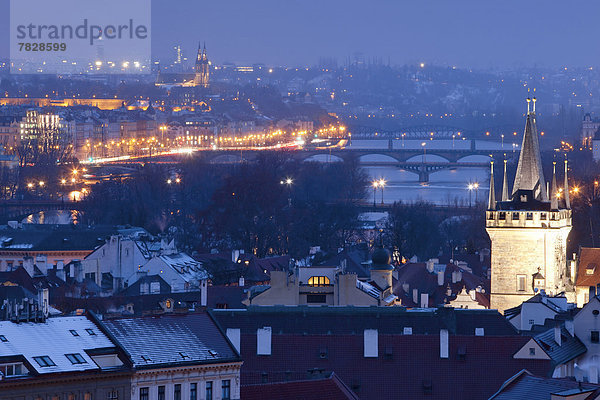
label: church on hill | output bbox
[486,98,573,313]
[156,42,210,88]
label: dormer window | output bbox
[586,264,597,275]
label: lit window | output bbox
[308,276,330,287]
[33,356,56,367]
[65,353,87,365]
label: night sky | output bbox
[1,0,600,68]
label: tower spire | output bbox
[502,158,509,201]
[512,98,548,201]
[564,158,570,209]
[488,161,496,210]
[551,162,558,210]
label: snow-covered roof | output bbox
[0,316,116,375]
[101,313,240,368]
[158,253,209,281]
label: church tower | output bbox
[486,98,572,313]
[193,42,210,88]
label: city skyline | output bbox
[1,0,600,68]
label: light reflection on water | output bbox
[23,210,82,225]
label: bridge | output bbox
[97,139,516,183]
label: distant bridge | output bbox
[100,141,515,183]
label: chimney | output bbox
[426,260,434,273]
[440,329,449,358]
[412,288,419,304]
[23,256,34,277]
[200,279,207,307]
[238,276,245,287]
[37,288,49,318]
[36,255,47,276]
[565,320,574,336]
[554,325,562,346]
[226,328,241,354]
[363,329,378,358]
[437,271,444,286]
[257,327,272,355]
[420,293,429,308]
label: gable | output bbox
[513,338,551,360]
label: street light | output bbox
[421,142,427,163]
[372,180,380,207]
[378,179,386,205]
[467,183,474,207]
[281,178,293,207]
[39,181,45,187]
[473,182,479,203]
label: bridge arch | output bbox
[405,154,450,163]
[456,155,492,164]
[303,154,344,163]
[358,154,400,163]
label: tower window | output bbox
[517,275,526,292]
[512,212,520,220]
[308,276,330,287]
[526,213,533,220]
[499,212,506,220]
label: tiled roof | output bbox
[0,316,116,375]
[241,372,359,400]
[490,370,600,400]
[213,308,551,400]
[0,224,142,252]
[101,313,240,368]
[212,306,518,336]
[576,247,600,287]
[532,326,587,367]
[393,262,489,307]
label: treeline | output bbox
[384,202,489,261]
[83,154,368,258]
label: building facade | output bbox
[486,98,573,313]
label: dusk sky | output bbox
[2,0,600,69]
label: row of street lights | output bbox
[372,179,387,207]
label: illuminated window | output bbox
[308,276,330,287]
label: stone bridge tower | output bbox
[486,98,573,313]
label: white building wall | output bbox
[130,363,241,400]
